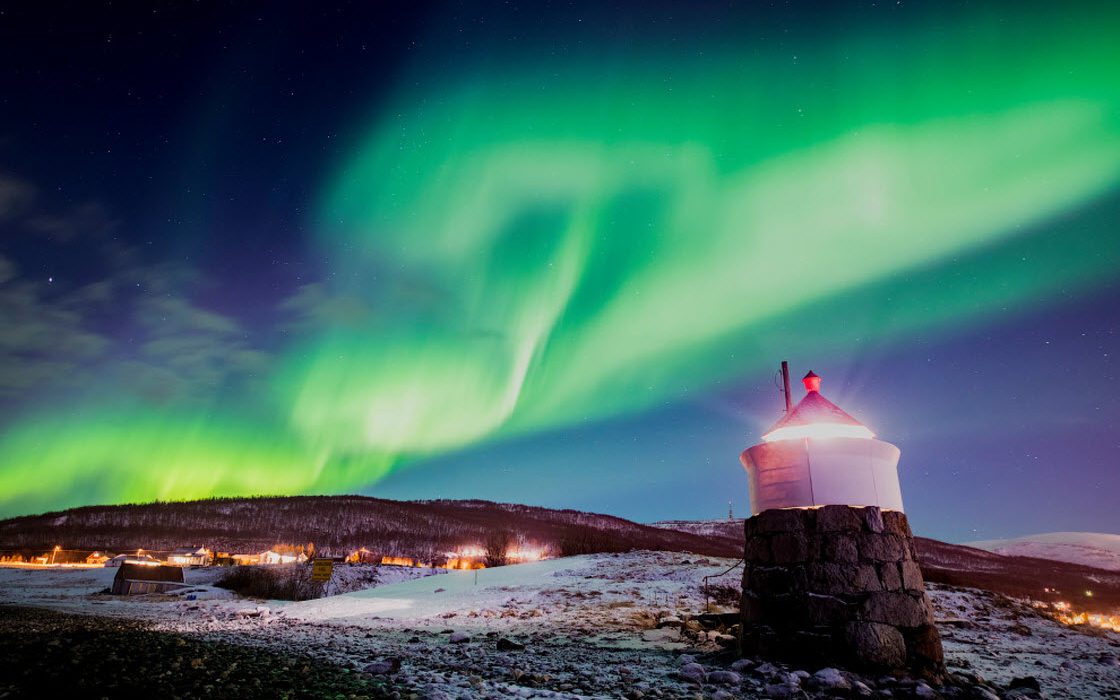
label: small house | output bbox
[110,563,185,595]
[105,553,159,567]
[167,547,213,567]
[86,551,111,565]
[259,549,307,565]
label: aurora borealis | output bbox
[1,2,1118,540]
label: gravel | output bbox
[0,605,392,699]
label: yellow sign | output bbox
[311,558,334,582]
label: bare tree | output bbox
[484,529,513,567]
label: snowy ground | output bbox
[966,532,1120,572]
[2,553,1119,698]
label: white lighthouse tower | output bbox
[740,368,904,515]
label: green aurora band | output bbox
[2,6,1119,515]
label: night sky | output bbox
[1,2,1118,542]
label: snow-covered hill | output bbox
[967,532,1120,572]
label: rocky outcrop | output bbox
[740,505,945,679]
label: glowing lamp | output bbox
[741,368,904,514]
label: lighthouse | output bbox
[737,363,944,678]
[740,369,904,514]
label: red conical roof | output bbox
[762,371,874,442]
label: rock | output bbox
[862,507,885,533]
[711,691,735,700]
[496,637,524,651]
[1008,677,1040,692]
[1011,623,1032,636]
[730,658,756,672]
[677,654,698,665]
[762,682,805,699]
[433,587,446,593]
[708,670,741,685]
[812,667,851,691]
[753,661,783,678]
[853,680,875,697]
[642,627,680,642]
[845,621,907,669]
[448,632,470,644]
[679,662,706,684]
[913,682,940,699]
[972,688,999,700]
[656,616,683,629]
[361,658,400,675]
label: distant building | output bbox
[105,553,159,568]
[167,547,213,567]
[110,563,185,595]
[259,549,307,565]
[345,547,380,564]
[85,551,111,565]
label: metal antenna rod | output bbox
[781,360,793,413]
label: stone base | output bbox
[740,505,944,679]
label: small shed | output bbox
[110,563,185,595]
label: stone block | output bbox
[792,630,835,666]
[745,535,772,563]
[879,563,902,591]
[861,507,884,533]
[771,532,813,564]
[845,621,907,669]
[882,510,912,538]
[807,562,874,596]
[821,533,859,563]
[759,593,805,626]
[805,593,852,626]
[816,505,862,532]
[741,591,764,624]
[751,565,807,596]
[859,533,905,562]
[900,561,925,591]
[902,624,946,679]
[754,508,809,534]
[861,592,931,628]
[855,564,882,592]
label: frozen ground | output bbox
[1,553,1118,698]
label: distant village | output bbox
[0,541,549,571]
